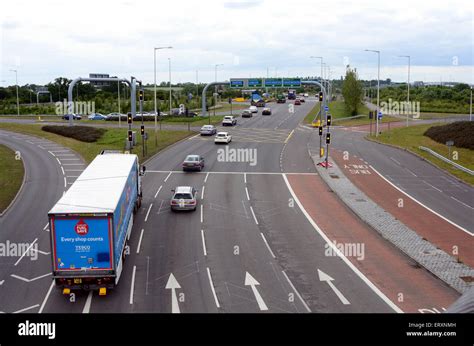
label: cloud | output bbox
[223,0,264,9]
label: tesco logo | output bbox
[75,219,89,236]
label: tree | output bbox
[342,67,363,116]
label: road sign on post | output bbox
[248,79,263,88]
[446,140,454,159]
[378,111,383,120]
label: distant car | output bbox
[304,93,309,97]
[105,113,126,121]
[214,132,232,144]
[262,107,272,115]
[299,97,305,103]
[182,155,205,172]
[294,99,301,105]
[62,114,82,120]
[222,116,237,126]
[276,95,286,103]
[200,125,217,136]
[249,106,258,113]
[170,186,198,211]
[241,110,252,118]
[88,113,106,120]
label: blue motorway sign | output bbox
[248,79,263,88]
[264,78,283,87]
[230,79,245,88]
[282,78,301,87]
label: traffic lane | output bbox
[329,149,474,267]
[330,128,474,233]
[250,173,396,313]
[281,124,318,173]
[203,173,304,313]
[129,173,217,313]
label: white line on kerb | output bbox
[201,186,205,200]
[207,267,220,309]
[39,281,55,313]
[260,233,276,258]
[61,166,65,175]
[282,173,404,313]
[249,206,259,225]
[64,177,67,188]
[82,291,93,313]
[245,187,250,201]
[154,185,162,199]
[56,158,61,165]
[48,151,56,157]
[145,204,153,222]
[164,172,172,182]
[200,205,203,223]
[370,165,473,236]
[201,230,207,256]
[281,271,311,312]
[130,265,137,305]
[137,229,145,254]
[14,238,38,266]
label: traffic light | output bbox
[127,113,132,124]
[327,114,332,126]
[318,91,323,102]
[326,132,331,144]
[140,125,145,135]
[318,126,323,136]
[369,111,373,119]
[128,130,133,142]
[139,89,144,101]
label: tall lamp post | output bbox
[398,55,411,127]
[214,63,223,120]
[365,49,380,137]
[310,56,323,121]
[470,87,472,122]
[10,69,20,116]
[153,46,172,143]
[168,58,172,116]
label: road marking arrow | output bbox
[0,280,4,286]
[11,272,51,283]
[166,273,181,313]
[318,269,350,305]
[245,272,268,311]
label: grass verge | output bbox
[0,144,24,213]
[304,101,372,124]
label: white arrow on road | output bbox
[166,273,181,313]
[245,272,268,311]
[0,280,4,286]
[318,269,350,305]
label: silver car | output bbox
[170,186,198,211]
[200,125,217,136]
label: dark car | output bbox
[262,107,272,115]
[62,114,82,120]
[182,155,205,172]
[241,110,252,118]
[294,99,301,105]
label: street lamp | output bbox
[168,57,172,116]
[470,87,472,122]
[398,55,411,127]
[310,56,324,122]
[365,49,380,137]
[154,46,173,143]
[214,64,223,119]
[10,69,20,116]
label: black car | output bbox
[62,114,82,120]
[241,110,253,118]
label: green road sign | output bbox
[264,78,283,87]
[248,79,263,88]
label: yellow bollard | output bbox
[320,147,324,158]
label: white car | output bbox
[249,106,258,113]
[222,116,237,126]
[304,93,309,97]
[214,132,232,144]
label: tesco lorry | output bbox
[48,153,143,295]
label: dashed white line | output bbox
[204,172,210,183]
[164,172,172,182]
[154,185,163,199]
[406,168,417,177]
[201,186,205,200]
[244,173,247,184]
[130,265,137,305]
[43,223,49,230]
[136,229,145,254]
[281,271,311,312]
[450,196,474,210]
[200,205,204,223]
[144,204,153,222]
[39,280,55,313]
[390,157,401,165]
[64,177,67,187]
[422,180,442,193]
[82,291,93,313]
[245,187,250,201]
[206,267,220,309]
[249,206,259,225]
[260,233,276,258]
[48,151,56,157]
[201,230,207,256]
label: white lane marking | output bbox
[146,170,318,176]
[450,196,474,210]
[244,173,247,184]
[281,271,311,312]
[260,233,276,258]
[282,173,403,312]
[136,229,145,254]
[204,172,209,183]
[201,230,207,256]
[49,150,70,153]
[200,205,204,223]
[206,267,220,309]
[164,172,172,182]
[62,163,84,166]
[26,140,35,145]
[249,206,259,225]
[13,304,40,314]
[188,133,200,140]
[318,269,350,305]
[245,187,250,201]
[422,180,442,193]
[56,158,61,165]
[43,223,49,230]
[130,265,137,305]
[39,280,55,313]
[14,238,38,266]
[144,204,153,222]
[66,175,80,178]
[370,165,473,236]
[165,273,181,313]
[82,291,93,313]
[201,186,205,200]
[48,151,56,157]
[406,168,417,177]
[154,185,163,199]
[244,272,268,311]
[11,273,51,282]
[55,154,75,156]
[64,177,67,187]
[38,145,45,149]
[61,166,65,175]
[284,129,295,144]
[390,157,401,165]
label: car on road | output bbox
[262,107,272,115]
[249,105,258,113]
[105,113,127,121]
[294,99,301,105]
[170,186,198,211]
[276,95,286,103]
[299,97,305,103]
[214,131,232,144]
[62,113,82,120]
[241,110,252,118]
[222,116,237,126]
[200,125,217,136]
[304,93,309,97]
[88,113,107,120]
[182,154,205,172]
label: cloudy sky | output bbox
[0,0,472,86]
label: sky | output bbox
[0,0,473,86]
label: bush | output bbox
[424,121,474,150]
[42,125,106,142]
